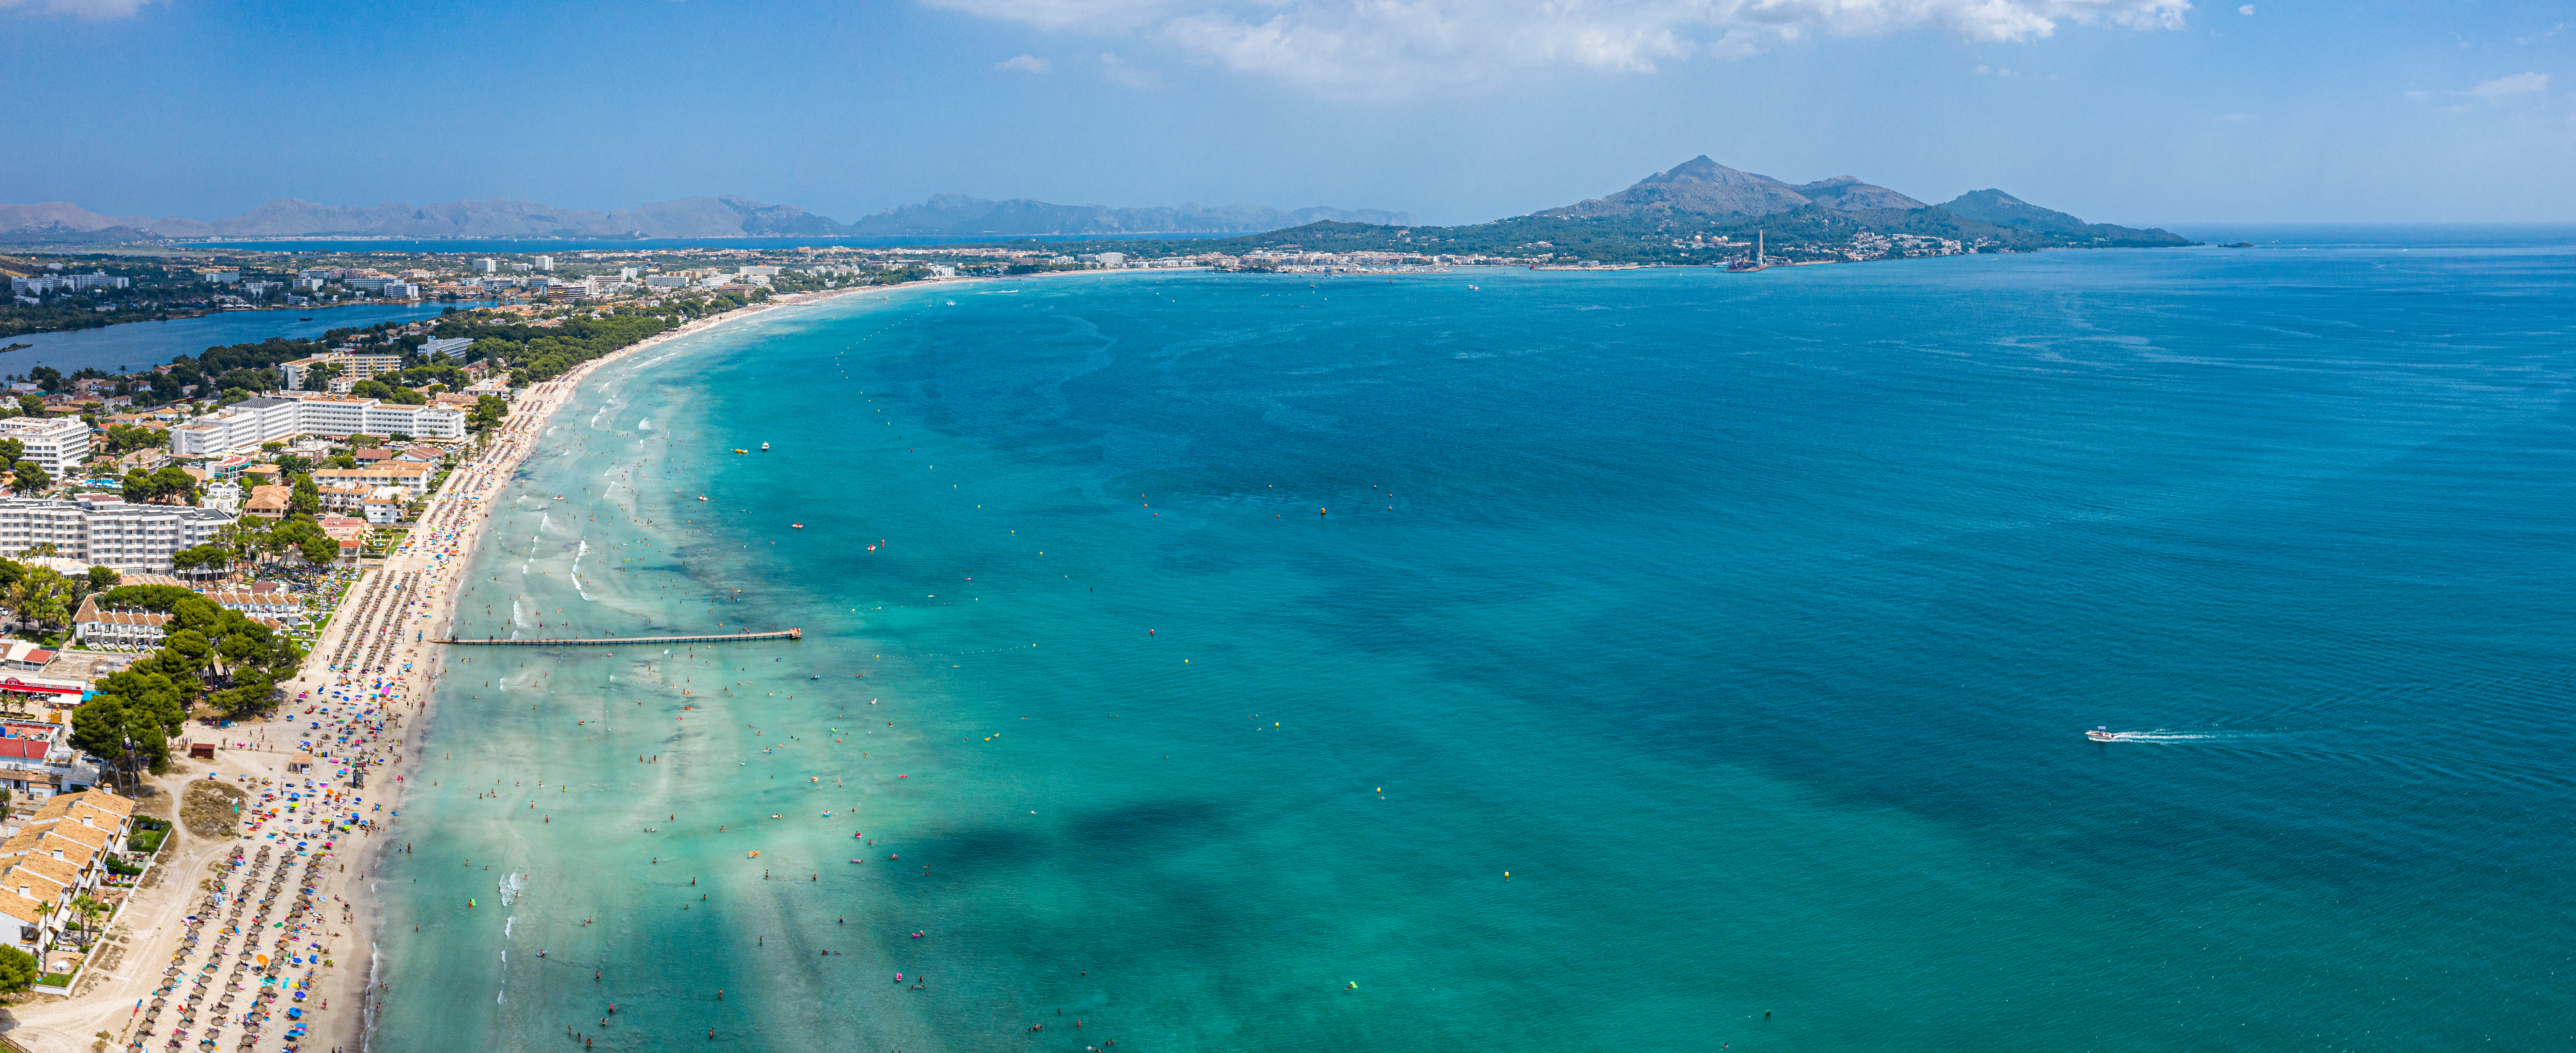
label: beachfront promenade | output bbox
[438,628,801,646]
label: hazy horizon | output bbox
[3,0,2570,227]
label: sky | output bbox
[2,0,2571,226]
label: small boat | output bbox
[2085,726,2117,742]
[791,523,804,529]
[761,442,770,451]
[734,448,748,454]
[697,495,708,501]
[297,317,313,321]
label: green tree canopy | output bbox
[99,584,197,611]
[0,946,35,992]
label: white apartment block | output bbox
[0,417,92,474]
[0,496,234,571]
[419,337,472,358]
[311,464,433,496]
[168,395,466,456]
[279,353,405,393]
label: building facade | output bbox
[169,395,467,455]
[0,496,234,571]
[0,417,92,474]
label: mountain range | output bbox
[0,194,1411,243]
[1531,156,2181,244]
[1040,157,2192,262]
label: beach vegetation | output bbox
[70,669,186,784]
[99,584,198,612]
[0,946,33,993]
[469,395,509,432]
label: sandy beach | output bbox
[0,281,898,1053]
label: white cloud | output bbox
[0,0,155,17]
[925,0,2194,95]
[2237,4,2252,14]
[2462,71,2550,100]
[994,54,1054,72]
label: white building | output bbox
[0,418,91,474]
[168,395,467,456]
[477,258,497,274]
[419,336,472,359]
[9,273,127,294]
[311,464,431,496]
[0,496,234,571]
[203,480,242,513]
[361,486,407,524]
[279,353,404,393]
[533,256,555,272]
[644,275,689,290]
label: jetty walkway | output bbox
[439,629,801,646]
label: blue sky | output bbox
[3,0,2570,225]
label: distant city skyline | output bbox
[3,0,2570,225]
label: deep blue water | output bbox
[372,237,2576,1052]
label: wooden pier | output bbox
[438,629,800,646]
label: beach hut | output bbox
[189,743,216,760]
[285,755,314,774]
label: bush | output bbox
[0,945,33,992]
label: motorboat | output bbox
[2085,726,2117,742]
[761,442,770,451]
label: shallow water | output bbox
[371,235,2576,1052]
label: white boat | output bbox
[2085,726,2116,742]
[761,442,770,451]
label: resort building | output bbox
[310,464,433,496]
[278,353,404,393]
[199,587,306,626]
[0,496,234,571]
[71,597,169,648]
[0,417,92,474]
[362,486,407,524]
[0,790,134,969]
[168,395,467,455]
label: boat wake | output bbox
[2092,730,2263,743]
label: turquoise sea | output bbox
[370,232,2576,1052]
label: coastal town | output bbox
[0,255,889,1052]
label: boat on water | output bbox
[297,317,313,321]
[697,495,708,501]
[2085,726,2117,742]
[791,523,804,529]
[761,442,770,451]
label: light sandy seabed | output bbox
[0,282,892,1053]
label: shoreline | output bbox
[311,278,908,1052]
[0,279,900,1053]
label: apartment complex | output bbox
[277,353,405,393]
[0,417,93,474]
[310,463,432,496]
[0,496,235,571]
[169,395,466,456]
[0,790,134,968]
